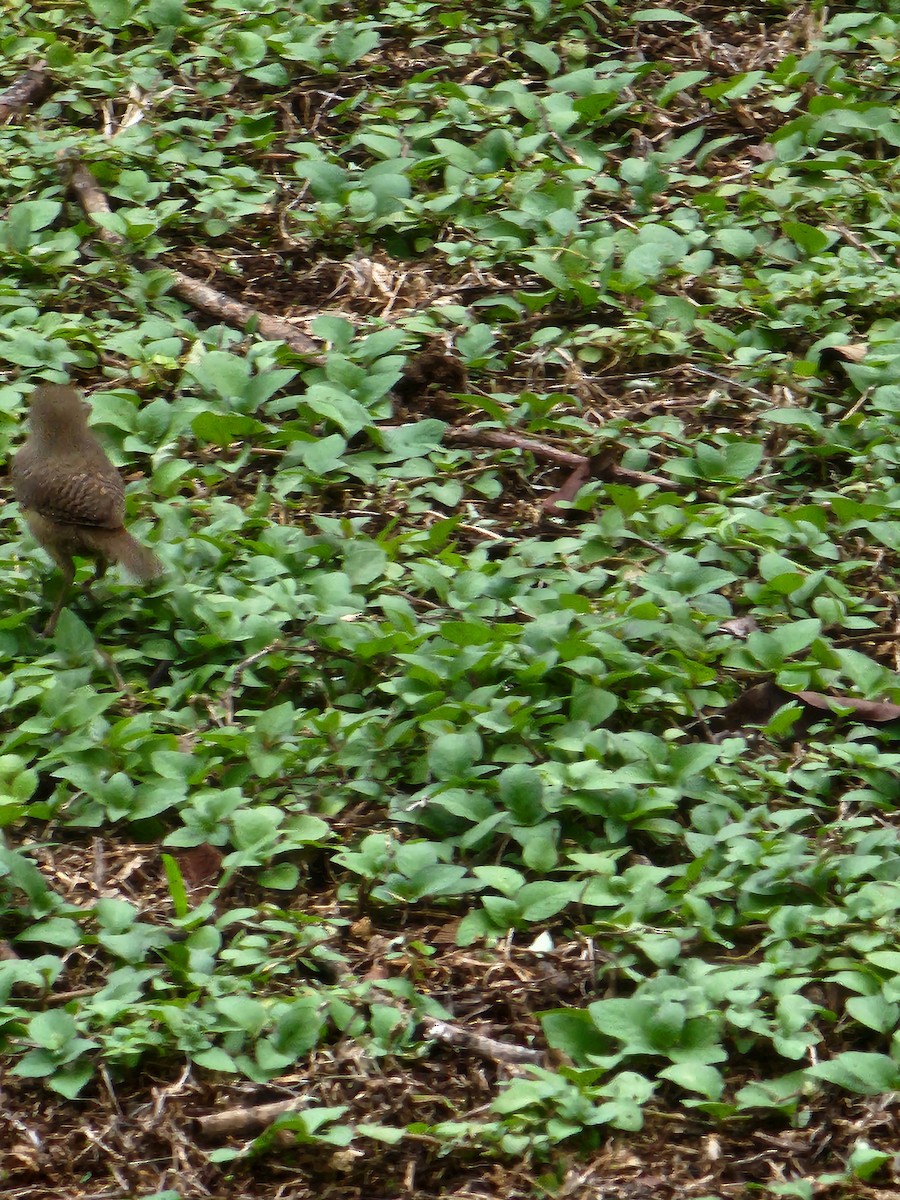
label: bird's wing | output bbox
[26,469,125,529]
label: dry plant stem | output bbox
[220,640,282,725]
[0,63,48,120]
[94,643,129,692]
[62,158,322,359]
[420,1015,544,1065]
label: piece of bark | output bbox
[420,1015,544,1065]
[197,1097,305,1139]
[0,64,49,121]
[542,458,592,514]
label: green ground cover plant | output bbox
[3,1,900,1196]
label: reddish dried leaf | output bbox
[795,691,900,722]
[541,459,591,514]
[173,844,223,895]
[828,343,869,363]
[719,681,900,733]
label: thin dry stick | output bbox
[195,1017,543,1140]
[446,425,586,468]
[220,640,282,725]
[198,1099,447,1143]
[94,642,130,692]
[603,462,686,492]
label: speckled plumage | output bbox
[13,385,162,634]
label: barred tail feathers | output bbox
[84,528,163,581]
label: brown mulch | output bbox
[2,841,899,1199]
[4,1058,900,1198]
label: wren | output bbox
[13,384,162,635]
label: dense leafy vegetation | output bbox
[4,0,900,1195]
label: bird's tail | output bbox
[86,529,163,581]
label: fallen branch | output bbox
[167,270,321,357]
[420,1015,544,1065]
[64,160,123,247]
[0,63,48,121]
[61,157,322,358]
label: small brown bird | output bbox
[13,384,162,635]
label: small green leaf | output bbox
[809,1053,900,1095]
[631,7,700,24]
[659,1062,724,1099]
[428,731,483,780]
[498,764,545,825]
[191,411,265,444]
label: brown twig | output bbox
[605,462,684,492]
[445,425,689,497]
[445,425,586,468]
[93,642,130,692]
[0,63,49,121]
